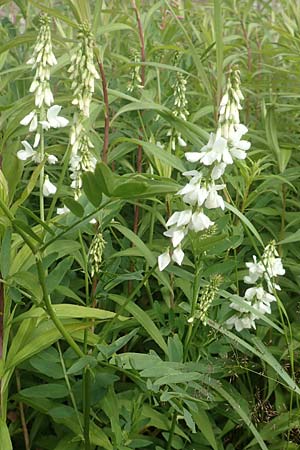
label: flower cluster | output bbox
[168,71,189,150]
[188,275,222,325]
[18,14,68,198]
[226,242,285,332]
[68,25,99,198]
[88,232,106,277]
[26,14,56,109]
[158,67,250,271]
[127,49,143,93]
[68,24,100,117]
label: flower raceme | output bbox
[18,14,68,200]
[226,242,285,332]
[158,67,250,271]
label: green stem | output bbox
[35,254,84,358]
[57,342,83,432]
[83,367,91,450]
[39,115,45,222]
[166,410,177,450]
[79,232,91,450]
[183,259,202,361]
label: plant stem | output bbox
[35,254,84,358]
[83,367,91,450]
[166,410,177,450]
[183,259,202,361]
[39,119,45,222]
[97,57,110,164]
[16,370,30,450]
[131,0,146,236]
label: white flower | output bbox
[177,135,187,147]
[187,134,232,167]
[47,154,58,165]
[89,218,97,224]
[244,256,264,284]
[172,246,184,265]
[211,162,227,180]
[166,210,192,228]
[20,110,38,132]
[57,205,70,215]
[33,133,41,148]
[205,183,225,210]
[226,314,256,332]
[158,251,171,271]
[163,227,186,247]
[17,140,37,161]
[244,286,276,315]
[43,176,57,197]
[177,176,209,207]
[190,211,214,232]
[40,105,69,130]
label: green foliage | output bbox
[0,1,299,450]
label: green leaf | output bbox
[119,138,186,172]
[0,418,12,450]
[112,179,148,198]
[225,202,264,246]
[279,229,300,244]
[111,223,172,295]
[67,356,97,375]
[191,409,218,450]
[28,1,79,28]
[11,160,45,214]
[94,163,116,196]
[45,256,74,294]
[0,226,11,279]
[12,219,43,243]
[63,197,85,217]
[18,383,68,399]
[82,171,103,207]
[109,294,168,354]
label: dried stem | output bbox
[97,58,110,164]
[16,370,30,450]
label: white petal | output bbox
[178,136,187,147]
[185,152,202,162]
[57,205,70,215]
[158,251,171,271]
[20,111,35,126]
[33,133,40,148]
[166,212,181,228]
[43,176,57,197]
[177,210,192,227]
[29,114,38,132]
[172,247,184,265]
[211,162,227,180]
[47,155,58,165]
[190,211,214,231]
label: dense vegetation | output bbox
[0,1,300,449]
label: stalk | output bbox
[97,57,110,164]
[39,110,45,222]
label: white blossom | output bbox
[190,211,214,232]
[57,205,70,215]
[158,251,171,271]
[20,110,38,132]
[17,141,38,162]
[47,154,58,165]
[40,105,69,130]
[43,176,57,197]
